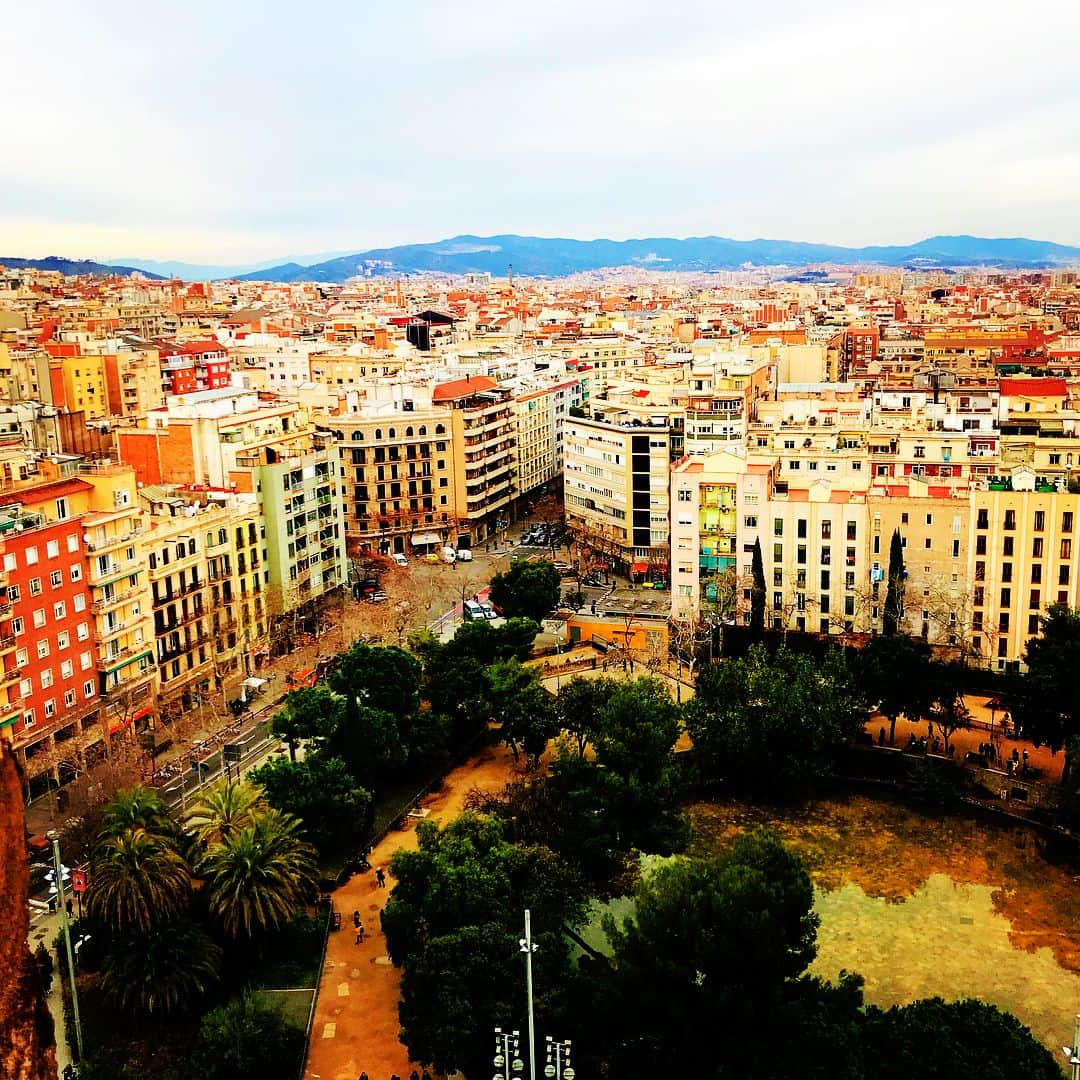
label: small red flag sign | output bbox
[70,869,86,894]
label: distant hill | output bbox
[0,256,164,279]
[107,250,359,281]
[232,233,1080,282]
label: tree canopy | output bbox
[883,528,905,636]
[488,559,561,623]
[858,635,933,745]
[329,641,421,720]
[269,686,342,761]
[687,644,867,797]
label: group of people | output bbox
[352,866,388,943]
[357,1072,433,1080]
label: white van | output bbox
[463,599,485,621]
[441,546,457,564]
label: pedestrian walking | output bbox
[375,866,386,888]
[65,898,74,919]
[355,919,364,944]
[353,910,361,929]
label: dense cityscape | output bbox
[4,1,1080,1077]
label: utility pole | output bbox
[520,909,538,1080]
[50,832,84,1061]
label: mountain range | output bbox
[6,234,1080,283]
[0,255,165,279]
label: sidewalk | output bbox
[303,742,522,1080]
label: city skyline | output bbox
[7,0,1080,262]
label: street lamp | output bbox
[493,1027,524,1080]
[519,909,539,1080]
[49,830,84,1061]
[544,1036,574,1080]
[1063,1013,1080,1080]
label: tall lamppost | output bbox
[1063,1013,1080,1080]
[493,1027,524,1080]
[544,1036,574,1080]
[49,831,84,1061]
[519,909,538,1080]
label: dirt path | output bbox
[303,742,522,1080]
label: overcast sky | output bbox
[6,0,1080,263]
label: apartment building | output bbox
[79,462,157,736]
[565,404,671,576]
[669,450,746,621]
[157,340,231,396]
[433,376,515,546]
[511,375,582,503]
[98,342,163,416]
[325,407,456,556]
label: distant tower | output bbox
[508,264,513,289]
[395,278,403,308]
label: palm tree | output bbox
[98,787,176,844]
[185,781,264,850]
[100,920,221,1016]
[87,827,193,933]
[201,809,318,938]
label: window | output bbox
[1032,537,1044,559]
[821,521,831,539]
[797,519,807,539]
[976,535,987,556]
[1003,537,1014,557]
[1028,614,1040,634]
[773,543,783,562]
[901,512,909,524]
[1060,565,1071,586]
[83,680,95,699]
[821,570,830,590]
[677,489,692,502]
[56,498,69,520]
[15,647,27,667]
[19,678,31,699]
[952,539,960,558]
[11,617,22,636]
[1004,509,1016,531]
[1063,539,1074,560]
[40,669,53,689]
[1031,564,1042,584]
[61,660,73,679]
[80,651,92,670]
[977,508,989,529]
[924,538,932,549]
[36,639,49,659]
[1034,510,1046,531]
[73,594,86,612]
[49,570,62,588]
[32,609,45,629]
[1002,563,1012,583]
[64,689,76,708]
[70,564,82,582]
[76,623,89,641]
[22,710,34,729]
[773,518,783,536]
[797,545,807,565]
[53,601,66,619]
[44,700,55,718]
[1064,512,1074,533]
[1030,589,1041,608]
[1,554,13,572]
[28,577,41,596]
[25,547,38,565]
[66,533,78,553]
[1000,588,1011,607]
[57,630,69,649]
[744,515,758,528]
[46,540,59,558]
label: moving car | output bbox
[392,553,409,567]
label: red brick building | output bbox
[158,341,231,396]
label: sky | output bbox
[5,0,1080,265]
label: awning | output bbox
[243,677,267,689]
[133,706,154,722]
[631,561,649,574]
[410,532,441,546]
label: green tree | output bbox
[270,686,343,761]
[382,813,583,1077]
[687,645,867,798]
[485,658,556,764]
[200,809,318,938]
[600,829,819,1078]
[97,787,176,844]
[1015,603,1080,783]
[863,997,1062,1080]
[858,635,933,745]
[924,660,970,756]
[488,560,560,623]
[189,993,305,1080]
[328,696,407,787]
[330,641,421,720]
[99,919,221,1016]
[87,827,193,934]
[592,676,688,852]
[883,528,905,636]
[750,537,766,635]
[249,755,371,850]
[185,781,264,849]
[554,675,620,757]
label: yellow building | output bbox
[59,353,108,419]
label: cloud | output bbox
[4,0,1080,260]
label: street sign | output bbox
[71,868,86,894]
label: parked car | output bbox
[441,546,457,564]
[582,574,605,588]
[481,602,499,620]
[423,553,440,564]
[392,553,409,567]
[463,599,486,621]
[456,547,473,562]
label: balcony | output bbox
[98,621,129,642]
[86,527,144,554]
[89,558,142,585]
[0,665,25,688]
[91,588,139,613]
[0,634,15,654]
